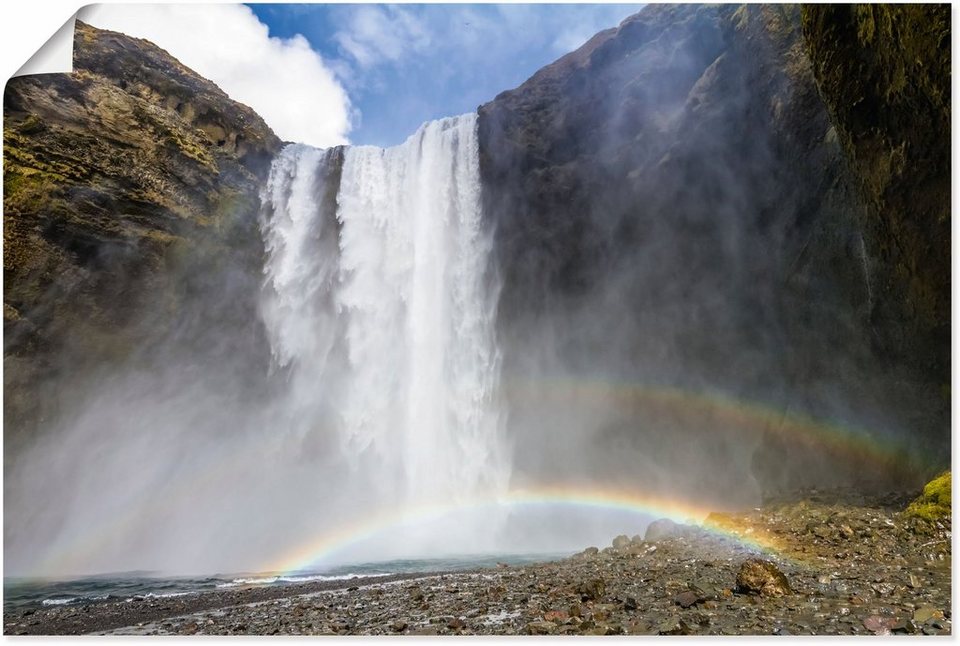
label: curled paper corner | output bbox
[13,12,78,78]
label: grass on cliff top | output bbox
[904,471,951,521]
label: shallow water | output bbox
[3,552,566,611]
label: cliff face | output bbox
[4,9,949,501]
[479,4,948,497]
[801,4,950,384]
[3,21,282,447]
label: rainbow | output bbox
[505,377,931,473]
[31,379,926,578]
[264,484,788,576]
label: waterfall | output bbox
[260,113,508,511]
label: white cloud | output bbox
[79,3,352,147]
[333,5,431,69]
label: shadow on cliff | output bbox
[478,4,948,508]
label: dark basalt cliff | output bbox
[478,4,949,495]
[2,7,949,500]
[801,4,950,385]
[4,21,281,448]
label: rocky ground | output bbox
[5,484,950,636]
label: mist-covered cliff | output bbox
[4,21,281,452]
[478,4,949,497]
[2,6,950,506]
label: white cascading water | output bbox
[261,114,508,522]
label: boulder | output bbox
[735,559,792,597]
[644,518,700,542]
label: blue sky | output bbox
[248,4,644,147]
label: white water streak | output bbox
[261,113,508,509]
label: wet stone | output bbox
[863,615,898,635]
[735,559,792,597]
[18,487,952,637]
[645,519,682,542]
[914,606,944,624]
[657,617,692,635]
[525,621,558,635]
[575,578,606,601]
[674,590,703,608]
[890,618,917,634]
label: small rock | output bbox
[612,534,631,550]
[674,590,703,608]
[891,618,917,634]
[735,559,792,597]
[391,620,407,632]
[913,606,944,624]
[585,623,621,635]
[543,610,568,624]
[863,615,898,635]
[657,617,692,635]
[447,617,466,631]
[525,621,558,635]
[576,578,606,601]
[592,604,616,622]
[623,596,638,611]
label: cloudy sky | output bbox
[80,3,642,148]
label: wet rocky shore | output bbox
[5,487,951,636]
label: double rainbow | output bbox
[31,380,924,578]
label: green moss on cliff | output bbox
[904,472,951,522]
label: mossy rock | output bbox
[904,472,951,522]
[4,20,281,443]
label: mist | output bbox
[4,4,947,581]
[478,3,944,512]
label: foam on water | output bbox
[5,554,556,611]
[215,573,389,588]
